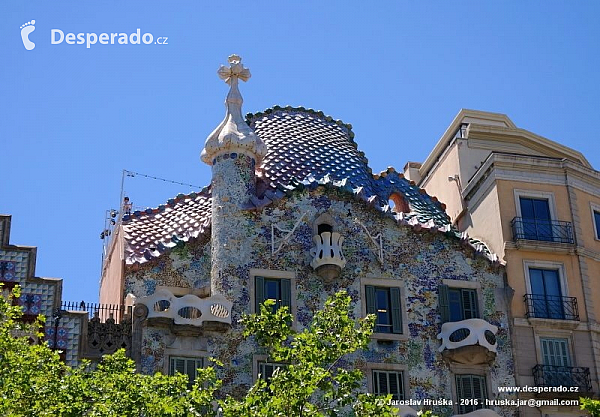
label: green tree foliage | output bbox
[221,291,395,416]
[0,286,217,416]
[581,397,600,417]
[0,287,394,416]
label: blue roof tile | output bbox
[122,107,497,264]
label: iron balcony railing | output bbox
[511,217,574,244]
[532,365,592,393]
[61,301,127,323]
[524,294,579,321]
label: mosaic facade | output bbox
[112,57,517,416]
[125,186,516,416]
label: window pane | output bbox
[185,360,196,383]
[461,289,478,319]
[259,362,287,383]
[373,371,403,400]
[388,372,401,400]
[170,357,202,386]
[265,280,279,301]
[594,211,600,239]
[529,268,545,295]
[533,199,551,220]
[448,290,463,321]
[542,270,561,297]
[520,198,536,219]
[541,338,570,367]
[375,288,391,333]
[264,279,281,312]
[529,268,563,319]
[170,358,185,375]
[520,198,553,240]
[456,375,486,414]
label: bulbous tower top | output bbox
[201,55,267,165]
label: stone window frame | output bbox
[533,328,576,367]
[252,354,289,384]
[441,279,484,322]
[165,353,209,386]
[365,362,408,401]
[454,373,488,414]
[513,189,558,221]
[249,269,297,327]
[163,336,209,377]
[522,260,569,299]
[360,277,408,341]
[590,202,600,241]
[449,364,492,414]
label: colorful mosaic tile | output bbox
[129,188,515,413]
[18,293,42,315]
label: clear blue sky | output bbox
[2,1,599,304]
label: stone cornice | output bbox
[466,124,590,168]
[419,109,515,178]
[464,153,600,205]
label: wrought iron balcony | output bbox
[524,294,579,321]
[532,364,592,393]
[511,217,574,244]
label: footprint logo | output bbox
[20,20,36,50]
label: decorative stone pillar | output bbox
[201,55,267,302]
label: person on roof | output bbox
[123,197,132,215]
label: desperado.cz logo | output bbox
[20,20,36,50]
[19,20,168,50]
[52,28,168,48]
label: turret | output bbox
[201,55,266,301]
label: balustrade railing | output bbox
[511,217,574,244]
[524,294,579,321]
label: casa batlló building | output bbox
[99,56,518,416]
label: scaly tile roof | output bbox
[122,107,497,264]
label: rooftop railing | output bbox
[61,301,127,323]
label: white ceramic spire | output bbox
[201,55,266,165]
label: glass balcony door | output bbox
[520,197,553,241]
[529,268,564,319]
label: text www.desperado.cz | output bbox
[497,385,579,393]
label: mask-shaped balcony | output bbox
[437,318,498,365]
[310,231,346,281]
[137,289,232,333]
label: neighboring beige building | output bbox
[408,109,600,416]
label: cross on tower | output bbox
[217,54,251,85]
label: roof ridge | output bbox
[372,166,446,212]
[246,105,355,136]
[122,185,212,221]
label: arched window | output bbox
[388,193,410,213]
[313,213,336,236]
